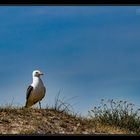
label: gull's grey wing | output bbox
[26,85,33,100]
[40,86,46,101]
[44,86,46,94]
[25,85,33,107]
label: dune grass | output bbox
[0,95,139,134]
[88,99,140,134]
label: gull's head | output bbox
[32,70,44,77]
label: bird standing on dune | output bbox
[25,70,46,109]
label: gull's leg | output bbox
[39,101,41,109]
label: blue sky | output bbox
[0,6,140,116]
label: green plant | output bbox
[89,99,140,133]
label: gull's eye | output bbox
[36,72,38,74]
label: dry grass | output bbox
[0,106,129,135]
[0,95,137,134]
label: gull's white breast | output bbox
[31,78,46,102]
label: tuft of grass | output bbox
[88,99,140,133]
[49,91,79,117]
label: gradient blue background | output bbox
[0,6,140,116]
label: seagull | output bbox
[25,70,46,109]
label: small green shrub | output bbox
[89,99,140,133]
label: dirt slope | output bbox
[0,108,128,134]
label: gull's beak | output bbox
[40,72,44,75]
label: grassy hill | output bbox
[0,107,129,134]
[0,98,139,134]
